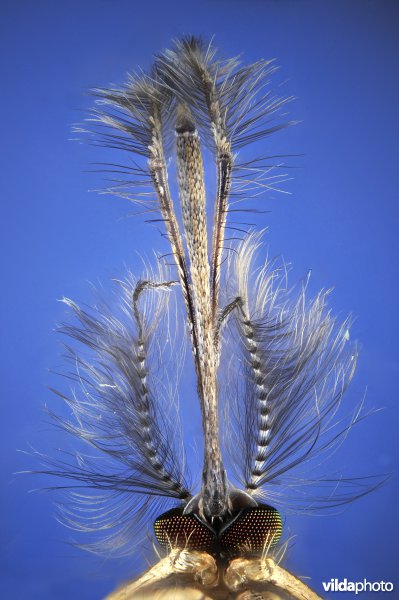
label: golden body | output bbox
[107,549,322,600]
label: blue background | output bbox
[1,1,398,598]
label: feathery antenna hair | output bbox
[76,37,293,520]
[221,234,378,509]
[38,37,382,559]
[39,269,191,554]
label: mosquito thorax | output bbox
[153,489,283,554]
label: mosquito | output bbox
[38,38,382,599]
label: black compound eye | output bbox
[219,504,282,553]
[154,507,216,550]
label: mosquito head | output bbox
[153,487,283,555]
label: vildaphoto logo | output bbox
[322,579,394,594]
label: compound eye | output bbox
[154,507,216,550]
[219,504,282,553]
